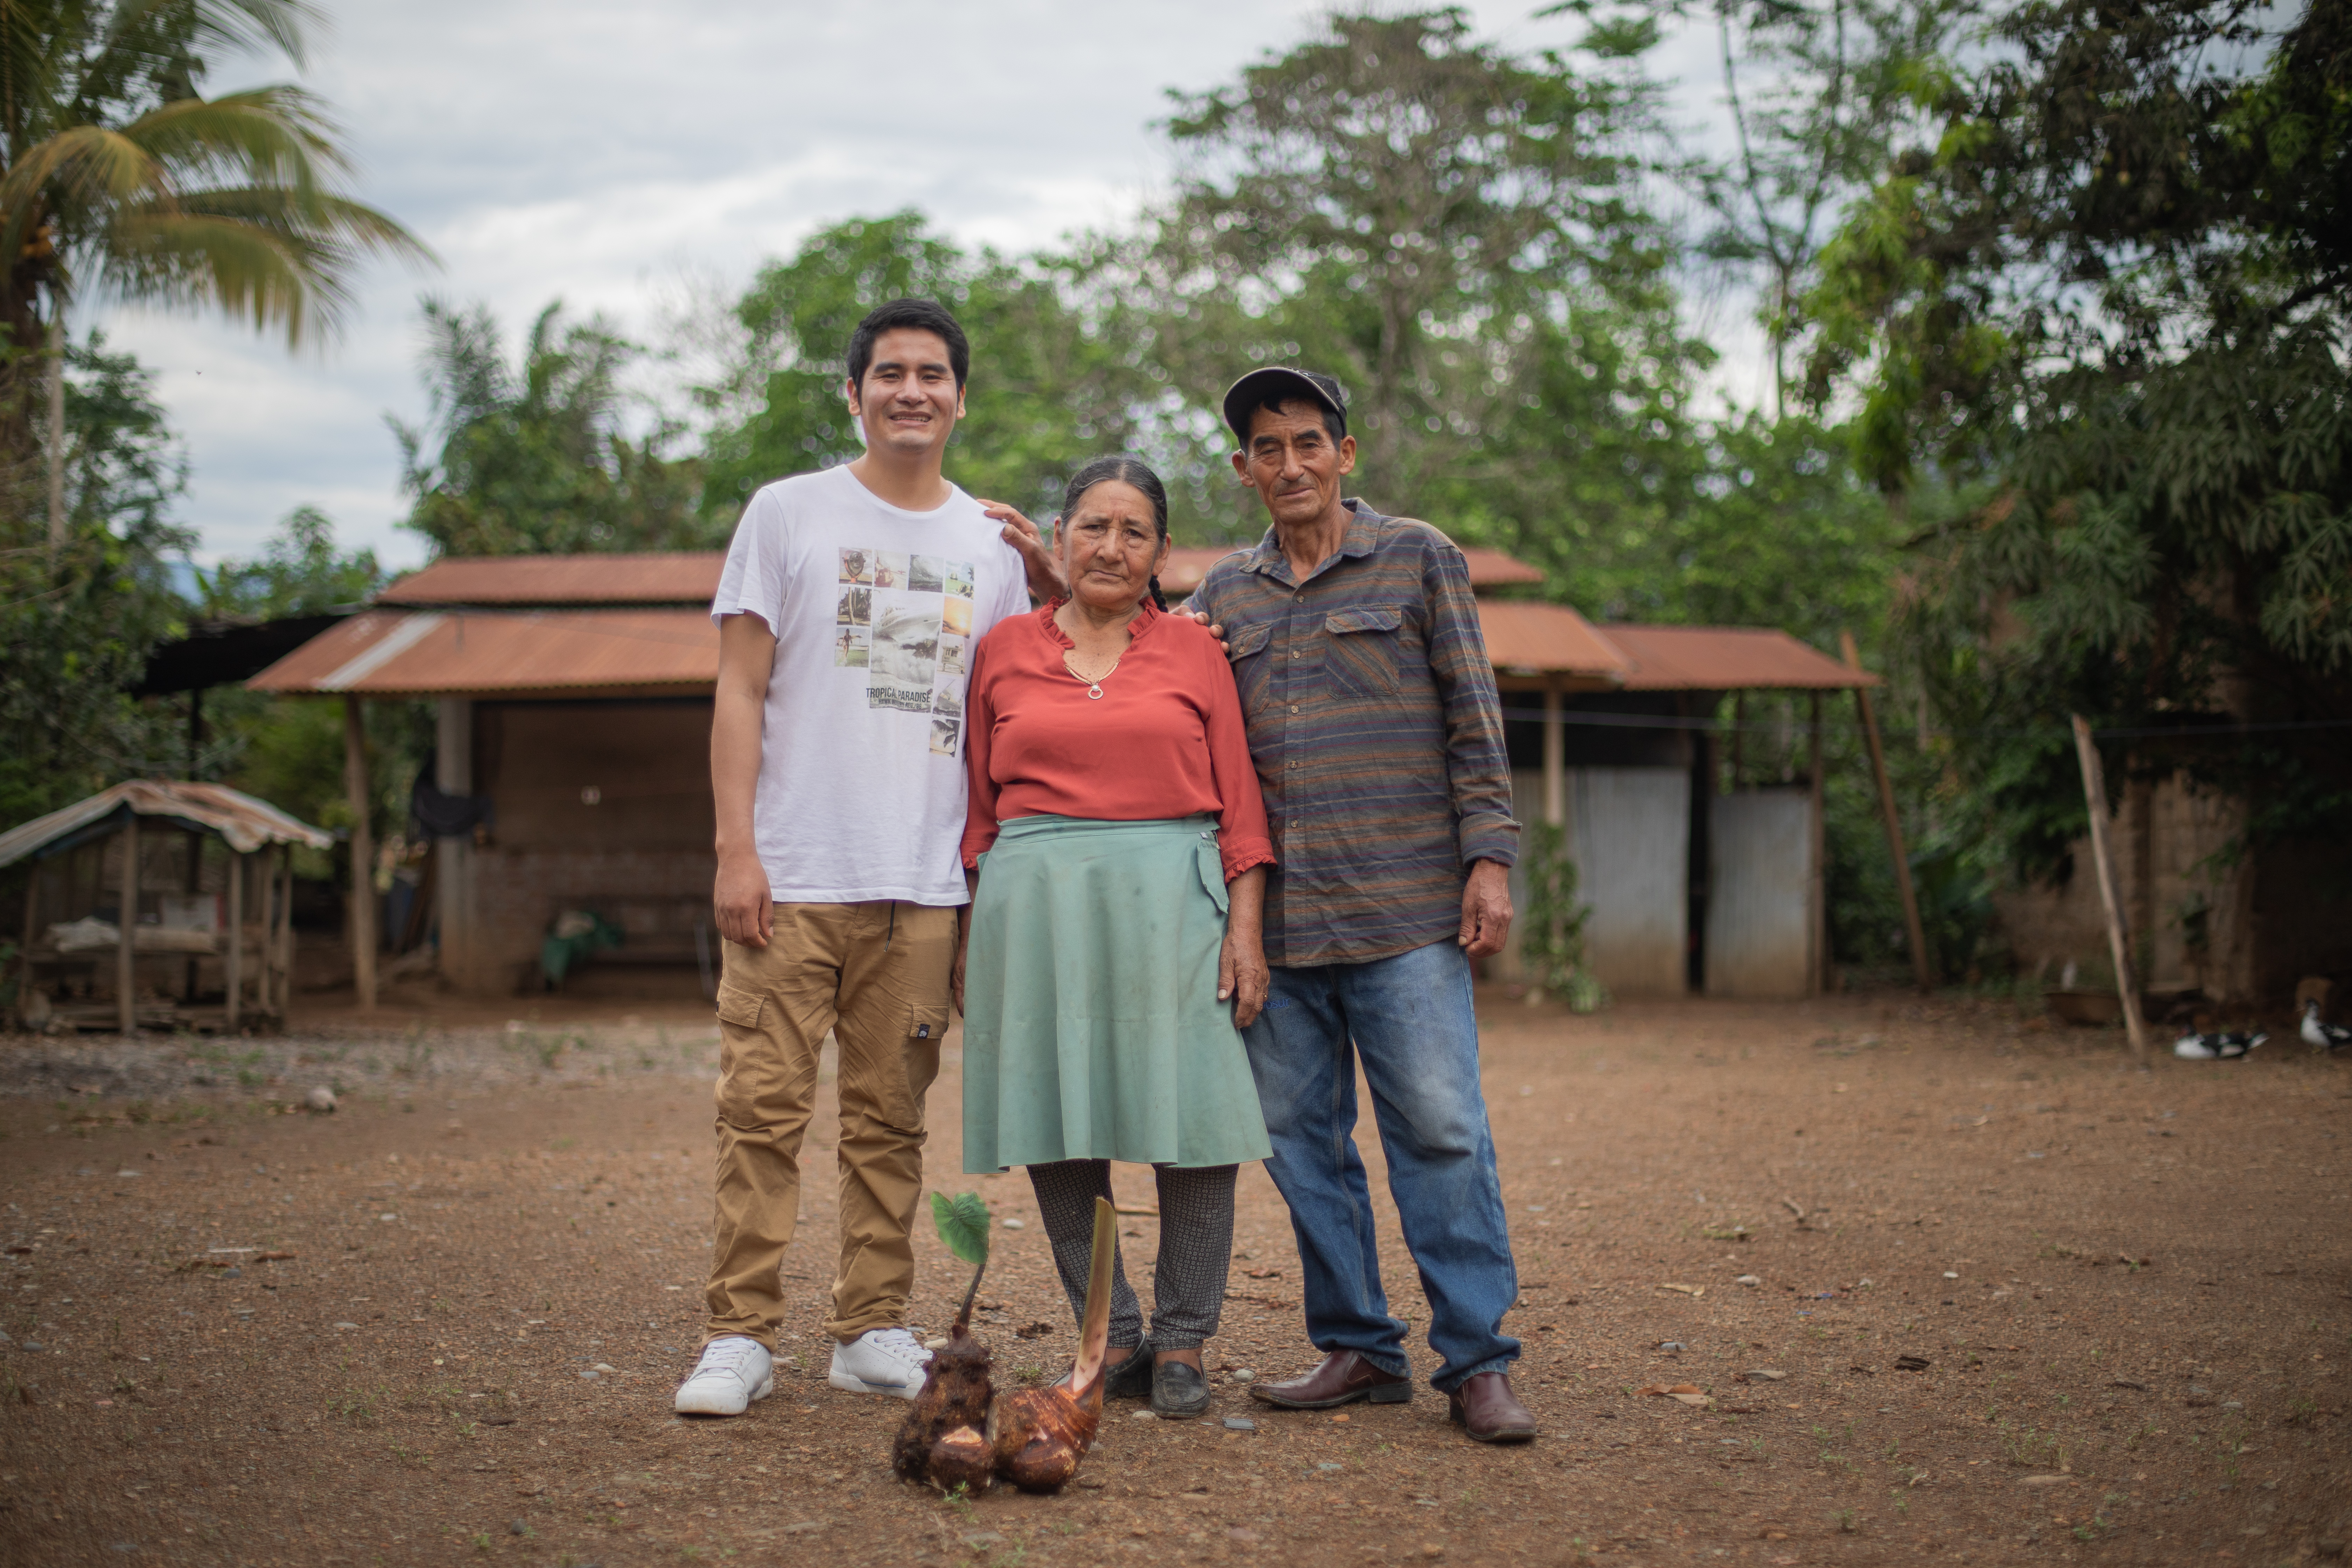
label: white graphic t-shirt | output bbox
[712,464,1029,906]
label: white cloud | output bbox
[89,0,1764,568]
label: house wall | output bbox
[1993,771,2254,1003]
[453,699,717,995]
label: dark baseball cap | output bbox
[1222,366,1349,448]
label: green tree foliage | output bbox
[1673,0,1967,415]
[0,333,191,825]
[1806,0,2352,876]
[1144,9,1704,557]
[201,504,382,617]
[0,0,426,458]
[394,298,706,556]
[697,212,1158,533]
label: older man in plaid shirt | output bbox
[1187,366,1536,1444]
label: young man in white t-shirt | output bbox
[675,299,1050,1415]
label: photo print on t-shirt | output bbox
[868,595,940,713]
[911,554,946,593]
[929,716,961,757]
[836,586,871,626]
[839,548,874,586]
[941,594,973,638]
[939,635,965,676]
[871,551,909,590]
[834,625,869,667]
[944,560,975,598]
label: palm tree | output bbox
[0,0,431,559]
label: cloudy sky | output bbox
[94,1,1753,570]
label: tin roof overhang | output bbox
[1601,625,1879,691]
[246,608,719,696]
[0,781,331,868]
[377,552,724,607]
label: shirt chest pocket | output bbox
[1226,622,1276,715]
[1322,606,1405,701]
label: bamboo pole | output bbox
[1841,632,1933,993]
[117,814,139,1035]
[344,696,377,1009]
[224,850,245,1030]
[2070,715,2151,1061]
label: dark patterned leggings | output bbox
[1026,1160,1237,1352]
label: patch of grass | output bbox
[1832,1507,1859,1534]
[388,1441,432,1469]
[330,1388,381,1426]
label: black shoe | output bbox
[1151,1358,1211,1419]
[1103,1342,1153,1401]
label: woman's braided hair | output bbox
[1061,454,1170,611]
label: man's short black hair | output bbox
[847,298,969,390]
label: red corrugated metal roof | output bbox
[0,781,331,866]
[378,552,723,606]
[1478,601,1634,681]
[246,608,719,695]
[1158,545,1542,595]
[245,603,1878,698]
[1602,625,1878,691]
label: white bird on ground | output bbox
[2173,1029,2266,1060]
[2302,1000,2352,1051]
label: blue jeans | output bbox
[1241,939,1520,1390]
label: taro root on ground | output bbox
[893,1193,997,1489]
[986,1196,1115,1492]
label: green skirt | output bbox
[962,814,1273,1171]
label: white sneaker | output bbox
[827,1326,933,1400]
[674,1336,774,1416]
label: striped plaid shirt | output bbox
[1189,499,1521,967]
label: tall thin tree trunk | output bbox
[46,309,66,567]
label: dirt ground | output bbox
[2,989,2348,1568]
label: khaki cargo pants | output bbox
[704,901,955,1350]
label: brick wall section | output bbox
[460,845,717,994]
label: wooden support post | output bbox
[224,850,245,1030]
[1541,681,1565,828]
[1730,691,1745,789]
[1806,693,1826,995]
[2071,715,2151,1062]
[18,864,37,1030]
[1842,632,1933,993]
[435,696,472,993]
[117,814,139,1035]
[344,696,377,1009]
[277,847,295,1017]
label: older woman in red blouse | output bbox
[957,455,1274,1420]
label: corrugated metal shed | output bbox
[0,781,331,868]
[1158,544,1545,596]
[1602,625,1876,691]
[378,552,723,607]
[1479,601,1634,684]
[246,608,718,695]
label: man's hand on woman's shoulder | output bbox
[1174,607,1229,654]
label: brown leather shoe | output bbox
[1247,1350,1412,1410]
[1447,1372,1537,1442]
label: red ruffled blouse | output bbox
[960,601,1276,882]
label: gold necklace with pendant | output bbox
[1062,648,1120,699]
